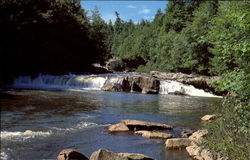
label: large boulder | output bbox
[121,120,172,131]
[165,138,192,149]
[101,76,160,94]
[90,149,154,160]
[125,77,160,93]
[108,122,130,132]
[57,149,89,160]
[135,130,172,139]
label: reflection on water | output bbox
[0,90,221,160]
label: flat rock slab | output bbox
[108,122,130,132]
[57,149,89,160]
[165,138,192,149]
[90,149,154,160]
[121,120,173,131]
[201,114,216,121]
[135,130,172,139]
[189,129,208,144]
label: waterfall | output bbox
[159,80,219,97]
[5,74,220,97]
[8,74,107,90]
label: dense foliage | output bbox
[0,0,109,84]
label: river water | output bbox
[1,88,221,160]
[1,74,222,160]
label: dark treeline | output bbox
[0,1,249,159]
[0,0,109,84]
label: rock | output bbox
[125,77,160,93]
[90,149,126,160]
[101,76,160,94]
[189,129,208,144]
[118,153,154,160]
[201,114,216,121]
[108,122,130,132]
[165,138,192,149]
[186,144,203,159]
[141,88,158,94]
[200,149,216,160]
[135,130,172,139]
[150,71,220,94]
[57,149,89,160]
[101,77,127,92]
[180,130,194,138]
[121,120,172,131]
[90,149,154,160]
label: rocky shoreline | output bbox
[57,115,226,160]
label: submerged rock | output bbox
[57,149,89,160]
[135,130,172,139]
[201,114,216,121]
[90,149,154,160]
[165,138,192,149]
[121,120,173,131]
[108,122,130,132]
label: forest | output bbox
[0,0,249,159]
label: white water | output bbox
[159,80,219,97]
[0,130,52,141]
[9,74,107,90]
[6,74,219,97]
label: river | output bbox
[0,74,221,160]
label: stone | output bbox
[118,153,154,160]
[141,88,158,94]
[180,130,194,138]
[57,149,89,160]
[90,149,154,160]
[108,122,130,132]
[165,138,192,149]
[201,114,216,121]
[186,144,202,158]
[90,149,126,160]
[149,71,220,94]
[135,130,172,139]
[189,129,208,144]
[121,120,172,131]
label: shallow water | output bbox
[0,90,221,160]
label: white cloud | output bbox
[127,5,136,9]
[139,8,151,14]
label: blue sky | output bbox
[81,1,167,23]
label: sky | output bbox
[81,1,167,23]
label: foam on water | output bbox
[159,80,220,97]
[0,130,52,141]
[8,74,107,90]
[51,122,99,132]
[0,152,8,160]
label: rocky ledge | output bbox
[108,120,172,133]
[150,71,220,93]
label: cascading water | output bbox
[159,80,219,97]
[5,74,220,97]
[8,74,107,90]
